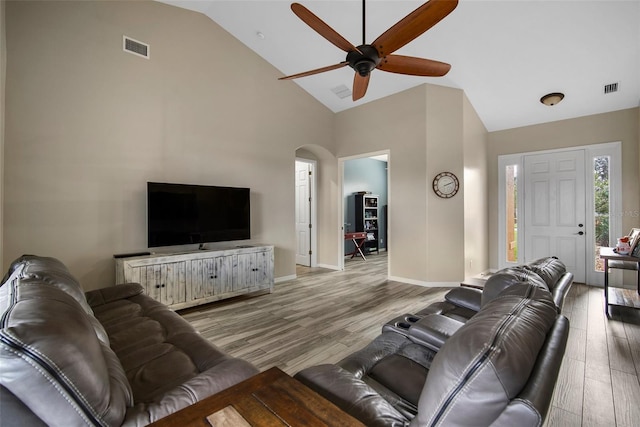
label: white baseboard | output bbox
[388,275,459,288]
[316,263,341,271]
[275,274,296,284]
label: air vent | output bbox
[123,36,149,59]
[604,82,618,94]
[331,84,352,99]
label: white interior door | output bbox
[295,161,312,266]
[523,150,586,282]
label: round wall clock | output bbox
[432,172,459,198]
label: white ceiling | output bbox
[159,0,640,132]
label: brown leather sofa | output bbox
[295,258,572,427]
[413,256,573,323]
[0,255,259,426]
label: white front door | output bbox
[295,161,312,266]
[523,150,586,282]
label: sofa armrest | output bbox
[294,364,407,427]
[123,358,258,425]
[490,315,569,427]
[550,272,573,313]
[444,287,482,312]
[85,283,144,307]
[408,314,464,352]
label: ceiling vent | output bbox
[123,36,150,59]
[331,84,352,99]
[603,82,618,94]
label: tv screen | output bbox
[147,182,250,248]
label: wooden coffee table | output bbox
[149,367,365,426]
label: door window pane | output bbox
[594,156,610,272]
[506,165,518,263]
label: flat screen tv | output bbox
[147,182,250,248]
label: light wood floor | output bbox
[179,253,640,427]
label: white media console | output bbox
[115,245,274,310]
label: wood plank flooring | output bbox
[179,253,640,427]
[545,284,640,427]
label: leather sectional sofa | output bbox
[295,257,573,427]
[0,255,259,426]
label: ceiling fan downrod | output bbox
[362,0,366,46]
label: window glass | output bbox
[506,165,518,263]
[594,156,610,272]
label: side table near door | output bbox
[599,247,640,317]
[345,231,367,260]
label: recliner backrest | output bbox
[480,267,548,308]
[525,257,567,290]
[410,283,559,427]
[0,260,133,427]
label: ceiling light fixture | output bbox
[540,92,564,106]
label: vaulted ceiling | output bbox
[160,1,640,131]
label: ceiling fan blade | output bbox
[372,0,458,57]
[279,62,349,80]
[352,73,370,101]
[291,3,360,53]
[377,55,451,77]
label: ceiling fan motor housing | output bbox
[347,45,382,76]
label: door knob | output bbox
[576,231,584,235]
[578,224,584,227]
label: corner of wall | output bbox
[462,93,489,278]
[1,0,6,272]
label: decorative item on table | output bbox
[615,236,631,255]
[628,228,640,257]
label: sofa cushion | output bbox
[410,283,557,427]
[0,276,133,427]
[90,291,254,406]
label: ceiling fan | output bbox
[279,0,458,101]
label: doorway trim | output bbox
[295,158,318,267]
[498,141,622,285]
[338,149,391,276]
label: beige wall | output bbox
[335,84,484,284]
[487,108,640,268]
[463,93,489,278]
[3,0,334,289]
[336,86,429,283]
[425,84,465,281]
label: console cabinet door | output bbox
[190,256,235,299]
[135,262,187,307]
[235,250,272,291]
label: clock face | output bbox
[433,172,459,198]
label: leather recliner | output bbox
[416,256,573,322]
[295,282,569,427]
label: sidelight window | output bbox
[505,164,518,263]
[594,156,610,272]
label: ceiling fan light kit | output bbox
[279,0,458,101]
[540,92,565,106]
